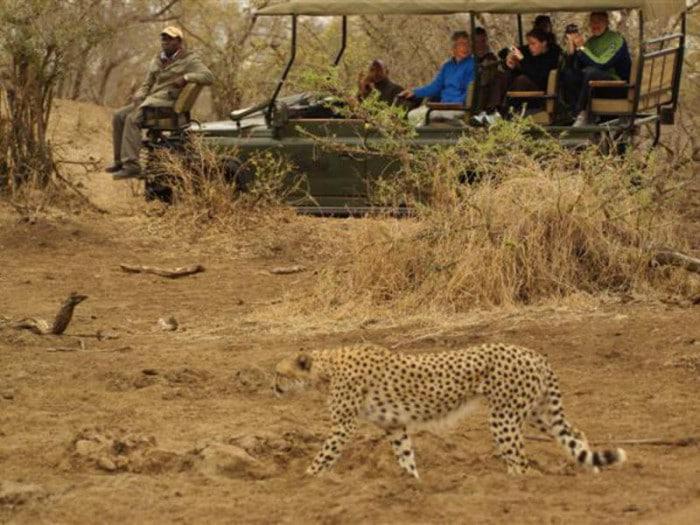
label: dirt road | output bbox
[1,101,698,524]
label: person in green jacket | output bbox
[561,12,632,127]
[108,26,214,179]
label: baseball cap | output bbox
[160,26,184,39]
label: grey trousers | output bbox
[112,104,143,165]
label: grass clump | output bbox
[311,119,696,312]
[151,136,306,229]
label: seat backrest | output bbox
[545,68,558,115]
[174,83,204,114]
[637,48,678,112]
[465,81,475,111]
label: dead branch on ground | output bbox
[652,250,700,274]
[526,435,698,447]
[119,263,205,278]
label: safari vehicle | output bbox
[142,0,688,213]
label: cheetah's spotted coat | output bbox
[274,344,626,477]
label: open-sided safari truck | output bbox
[154,0,688,213]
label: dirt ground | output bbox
[1,101,699,524]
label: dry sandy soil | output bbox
[1,100,699,524]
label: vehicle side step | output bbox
[294,206,414,218]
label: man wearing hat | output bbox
[108,26,214,179]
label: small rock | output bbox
[1,390,15,400]
[133,375,158,389]
[162,389,183,400]
[235,434,263,453]
[97,457,117,472]
[269,265,306,275]
[96,330,120,341]
[197,443,275,479]
[0,481,46,505]
[158,317,178,331]
[142,369,159,376]
[622,504,642,513]
[74,439,98,456]
[603,351,622,359]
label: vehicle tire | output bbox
[144,179,173,203]
[223,158,254,192]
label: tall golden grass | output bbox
[309,119,696,312]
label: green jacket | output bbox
[136,49,214,108]
[579,30,632,80]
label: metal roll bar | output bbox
[266,15,298,123]
[333,16,348,66]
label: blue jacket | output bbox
[414,56,475,104]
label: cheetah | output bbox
[273,343,626,478]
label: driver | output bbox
[357,59,404,105]
[107,26,213,180]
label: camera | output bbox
[565,23,580,34]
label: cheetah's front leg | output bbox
[386,427,420,479]
[306,421,357,475]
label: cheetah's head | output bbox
[273,352,325,396]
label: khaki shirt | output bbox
[135,49,214,108]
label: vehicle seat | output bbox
[141,83,204,131]
[589,45,679,118]
[422,81,475,126]
[588,56,639,115]
[505,68,559,125]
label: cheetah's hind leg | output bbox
[386,427,420,479]
[489,406,532,475]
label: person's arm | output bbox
[183,54,214,85]
[133,57,159,101]
[413,63,446,99]
[577,33,626,70]
[357,72,371,101]
[387,82,404,105]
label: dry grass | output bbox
[306,119,697,313]
[150,136,306,232]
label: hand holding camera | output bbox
[505,45,524,69]
[564,24,585,53]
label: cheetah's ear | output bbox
[296,353,312,371]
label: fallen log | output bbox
[269,265,306,275]
[119,263,204,278]
[13,292,88,335]
[652,250,700,274]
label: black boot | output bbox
[112,162,142,180]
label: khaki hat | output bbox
[160,26,184,39]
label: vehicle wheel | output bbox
[144,179,173,203]
[223,158,254,192]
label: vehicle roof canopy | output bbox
[257,0,686,21]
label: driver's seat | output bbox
[141,83,204,131]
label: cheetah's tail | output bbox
[544,373,627,471]
[566,437,627,472]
